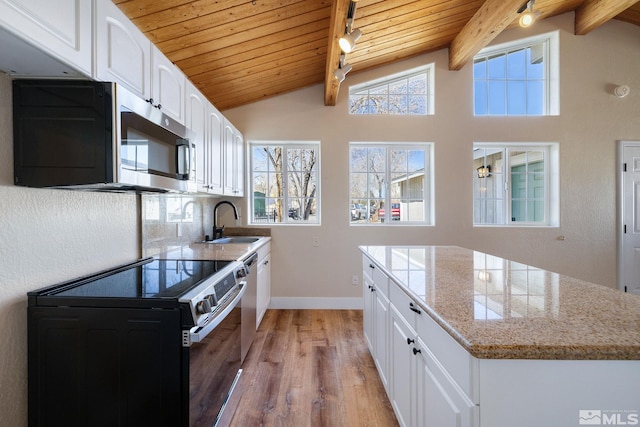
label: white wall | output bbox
[223,13,640,302]
[0,74,139,426]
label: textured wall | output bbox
[224,13,640,300]
[0,73,139,427]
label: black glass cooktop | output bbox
[48,259,234,299]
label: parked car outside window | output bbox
[350,203,367,220]
[378,203,400,222]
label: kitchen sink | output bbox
[202,236,261,244]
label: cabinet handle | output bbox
[406,338,415,345]
[370,286,376,292]
[412,348,421,356]
[409,302,421,314]
[369,264,375,269]
[263,260,269,265]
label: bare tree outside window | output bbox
[251,143,319,224]
[349,65,434,115]
[350,144,432,225]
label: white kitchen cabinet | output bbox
[223,120,244,197]
[0,0,92,75]
[364,254,478,427]
[94,0,151,99]
[363,257,390,393]
[186,81,208,193]
[151,46,186,125]
[416,338,478,427]
[256,242,271,328]
[390,303,417,427]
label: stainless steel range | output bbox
[27,257,248,427]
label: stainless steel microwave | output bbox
[13,80,196,193]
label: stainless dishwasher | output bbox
[240,252,258,361]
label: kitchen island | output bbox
[360,245,640,427]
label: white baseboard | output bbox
[268,297,363,310]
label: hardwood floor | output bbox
[228,309,399,427]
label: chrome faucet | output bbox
[212,201,238,240]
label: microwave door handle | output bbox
[176,139,190,178]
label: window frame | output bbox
[473,142,559,227]
[349,142,434,226]
[348,64,435,115]
[473,31,559,116]
[248,140,321,226]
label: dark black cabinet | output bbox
[28,306,185,427]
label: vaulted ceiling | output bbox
[113,0,640,111]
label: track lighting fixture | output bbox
[339,1,363,54]
[339,23,362,54]
[518,0,541,28]
[334,54,352,83]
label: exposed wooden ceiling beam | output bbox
[575,0,639,35]
[324,0,351,106]
[448,0,524,71]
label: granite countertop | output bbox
[156,231,271,262]
[360,245,640,360]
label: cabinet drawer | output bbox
[389,279,418,331]
[417,311,477,402]
[363,255,389,298]
[363,255,374,282]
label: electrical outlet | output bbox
[312,236,320,247]
[352,275,359,286]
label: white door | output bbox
[619,141,640,294]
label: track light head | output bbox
[339,28,362,53]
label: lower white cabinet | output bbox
[363,257,390,393]
[364,255,478,427]
[256,242,271,328]
[390,303,417,427]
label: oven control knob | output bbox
[236,267,248,278]
[196,299,212,314]
[206,294,217,307]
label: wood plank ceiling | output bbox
[113,0,640,111]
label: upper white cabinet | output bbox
[0,0,92,75]
[223,120,244,197]
[94,0,151,99]
[94,0,185,124]
[151,45,186,124]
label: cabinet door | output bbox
[94,0,151,99]
[362,275,375,353]
[390,304,416,427]
[0,0,92,74]
[207,105,224,194]
[256,251,271,328]
[234,129,245,197]
[223,120,244,196]
[152,46,186,124]
[374,290,390,393]
[186,81,207,192]
[416,339,478,427]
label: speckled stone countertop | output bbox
[360,245,640,360]
[158,236,271,262]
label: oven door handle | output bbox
[188,281,246,344]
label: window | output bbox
[473,143,559,226]
[349,143,433,225]
[349,64,435,115]
[473,31,559,116]
[250,142,319,224]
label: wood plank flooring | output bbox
[228,309,399,427]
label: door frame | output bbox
[616,140,640,292]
